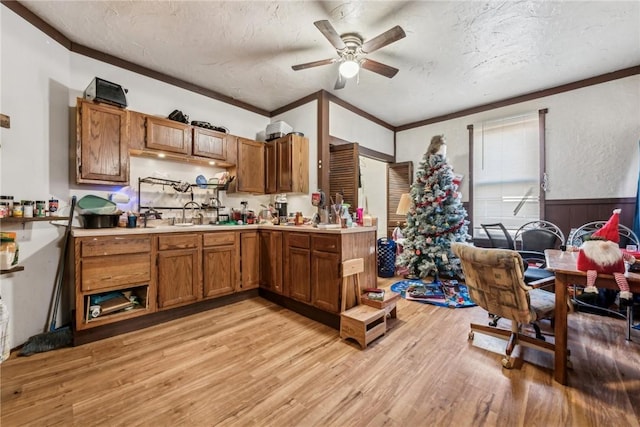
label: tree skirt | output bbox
[390,279,476,308]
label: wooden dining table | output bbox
[544,249,640,385]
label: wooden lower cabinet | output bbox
[202,232,238,298]
[311,249,341,312]
[73,235,155,331]
[72,228,376,333]
[259,230,283,294]
[157,234,202,309]
[240,231,260,290]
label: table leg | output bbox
[554,272,568,385]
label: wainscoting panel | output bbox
[545,197,636,240]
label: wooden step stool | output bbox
[339,258,386,349]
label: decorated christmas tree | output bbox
[396,135,470,280]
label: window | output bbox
[471,111,544,238]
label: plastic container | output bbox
[0,196,13,217]
[12,201,23,218]
[35,201,47,217]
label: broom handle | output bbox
[49,196,76,332]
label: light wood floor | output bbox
[2,278,639,426]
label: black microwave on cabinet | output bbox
[84,77,128,108]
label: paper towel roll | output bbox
[109,193,130,204]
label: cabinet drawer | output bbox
[313,235,340,253]
[81,253,151,291]
[158,234,200,250]
[203,232,236,247]
[288,233,310,249]
[81,236,151,257]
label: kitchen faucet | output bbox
[182,201,202,223]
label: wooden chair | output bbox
[451,243,559,369]
[339,258,386,349]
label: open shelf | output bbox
[0,216,69,225]
[1,265,24,275]
[84,285,150,325]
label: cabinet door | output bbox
[236,138,265,193]
[129,110,146,151]
[203,245,236,298]
[311,250,341,313]
[276,137,292,192]
[240,231,259,290]
[76,99,129,184]
[264,141,277,194]
[276,134,309,194]
[288,246,311,303]
[259,231,283,294]
[145,116,191,154]
[193,128,227,160]
[157,248,200,309]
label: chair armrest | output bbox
[528,275,555,289]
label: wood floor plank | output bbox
[1,279,639,426]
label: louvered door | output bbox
[329,143,359,214]
[387,162,413,237]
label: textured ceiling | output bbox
[16,0,640,127]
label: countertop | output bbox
[71,223,377,237]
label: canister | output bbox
[12,201,23,218]
[0,202,8,218]
[0,196,13,217]
[49,198,58,214]
[22,200,34,218]
[35,201,46,217]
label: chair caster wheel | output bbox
[502,357,514,369]
[468,331,474,340]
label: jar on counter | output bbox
[35,201,46,217]
[22,200,34,218]
[12,201,23,218]
[0,196,13,217]
[0,202,9,218]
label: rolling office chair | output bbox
[480,223,515,250]
[567,221,640,340]
[451,243,558,369]
[513,220,565,284]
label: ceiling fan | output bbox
[291,20,406,90]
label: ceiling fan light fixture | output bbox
[339,59,360,79]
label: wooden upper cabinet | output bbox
[76,98,129,185]
[265,134,309,194]
[128,110,146,151]
[264,141,277,194]
[234,138,265,194]
[145,116,191,155]
[192,127,227,160]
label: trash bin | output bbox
[377,237,397,278]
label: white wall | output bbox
[359,157,387,237]
[396,75,640,203]
[329,102,394,155]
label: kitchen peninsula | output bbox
[71,223,377,344]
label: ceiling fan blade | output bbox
[361,25,406,54]
[314,20,347,50]
[292,58,336,71]
[361,58,399,78]
[334,73,346,90]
